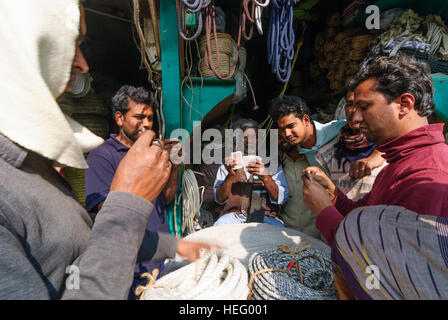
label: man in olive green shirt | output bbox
[279,139,323,240]
[272,95,345,242]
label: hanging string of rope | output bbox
[242,0,257,40]
[259,114,274,145]
[132,0,155,88]
[253,0,271,6]
[136,249,249,300]
[267,0,297,83]
[203,0,241,80]
[182,39,205,122]
[241,72,258,110]
[203,0,266,80]
[279,21,306,98]
[178,0,211,41]
[242,0,270,39]
[180,1,265,80]
[181,169,205,235]
[248,243,339,300]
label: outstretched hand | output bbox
[176,240,223,262]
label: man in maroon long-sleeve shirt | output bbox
[302,53,448,246]
[301,53,448,300]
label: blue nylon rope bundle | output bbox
[267,0,297,82]
[248,244,339,300]
[178,0,212,41]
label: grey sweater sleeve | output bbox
[61,191,178,300]
[137,230,179,263]
[0,226,52,299]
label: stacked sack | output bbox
[314,13,378,92]
[380,9,448,61]
[360,9,448,74]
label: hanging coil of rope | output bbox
[136,249,249,300]
[204,0,270,80]
[181,169,205,235]
[180,0,265,80]
[178,0,211,41]
[248,243,339,300]
[267,0,297,83]
[242,0,270,40]
[203,0,241,80]
[132,0,155,88]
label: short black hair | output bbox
[270,95,310,121]
[347,53,435,117]
[111,85,158,117]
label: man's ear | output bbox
[302,114,311,126]
[115,111,124,127]
[397,93,415,118]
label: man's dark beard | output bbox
[123,126,139,142]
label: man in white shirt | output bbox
[213,119,289,227]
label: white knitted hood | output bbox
[0,0,103,169]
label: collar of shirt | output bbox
[298,121,322,155]
[282,152,307,164]
[107,134,130,152]
[0,133,74,194]
[0,133,29,168]
[298,120,346,155]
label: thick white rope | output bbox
[138,249,249,300]
[182,169,205,234]
[426,23,443,56]
[253,0,270,7]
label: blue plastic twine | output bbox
[178,0,212,41]
[267,0,296,82]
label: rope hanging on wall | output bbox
[181,169,205,235]
[199,33,235,78]
[202,0,270,80]
[178,0,211,41]
[137,249,249,300]
[202,0,241,80]
[248,243,339,300]
[267,0,297,83]
[179,0,267,80]
[242,0,270,40]
[132,0,155,88]
[279,21,306,98]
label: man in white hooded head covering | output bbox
[0,0,213,299]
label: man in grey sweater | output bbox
[0,1,213,299]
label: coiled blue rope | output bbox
[248,243,339,300]
[178,0,211,41]
[267,0,296,82]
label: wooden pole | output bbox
[148,0,161,60]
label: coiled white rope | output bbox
[137,249,249,300]
[426,23,443,55]
[254,0,271,7]
[182,169,205,235]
